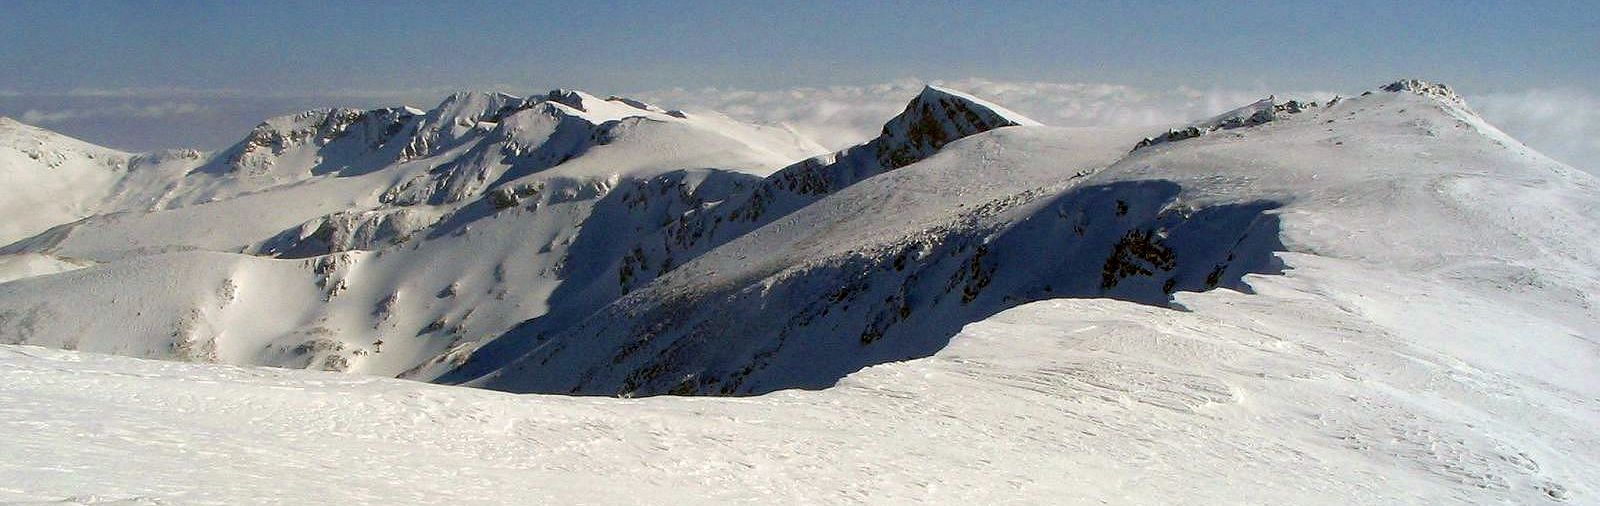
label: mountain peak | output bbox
[876,85,1039,168]
[916,85,1040,125]
[1375,78,1481,118]
[1379,78,1463,103]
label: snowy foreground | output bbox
[4,253,1596,504]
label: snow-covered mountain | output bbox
[1,80,1597,503]
[463,80,1599,399]
[0,86,1025,379]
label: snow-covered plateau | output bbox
[0,80,1596,504]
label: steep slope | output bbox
[465,81,1600,398]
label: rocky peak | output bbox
[876,85,1040,169]
[543,89,595,111]
[227,107,417,172]
[1379,79,1464,104]
[1374,78,1479,117]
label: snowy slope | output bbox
[0,117,132,245]
[4,266,1595,504]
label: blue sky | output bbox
[5,0,1595,93]
[2,0,1597,170]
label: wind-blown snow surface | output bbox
[2,81,1599,503]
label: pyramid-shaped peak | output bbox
[913,85,1040,127]
[874,85,1039,168]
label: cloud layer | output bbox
[638,79,1596,174]
[1472,89,1600,174]
[635,78,1333,152]
[0,80,1594,175]
[20,102,207,124]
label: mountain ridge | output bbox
[2,80,1595,395]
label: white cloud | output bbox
[20,102,207,124]
[1470,89,1600,174]
[54,85,497,103]
[62,86,233,98]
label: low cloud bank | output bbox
[1,80,1594,174]
[20,102,207,124]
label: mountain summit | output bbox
[877,85,1040,168]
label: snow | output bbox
[0,117,130,245]
[0,254,88,284]
[1,80,1598,504]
